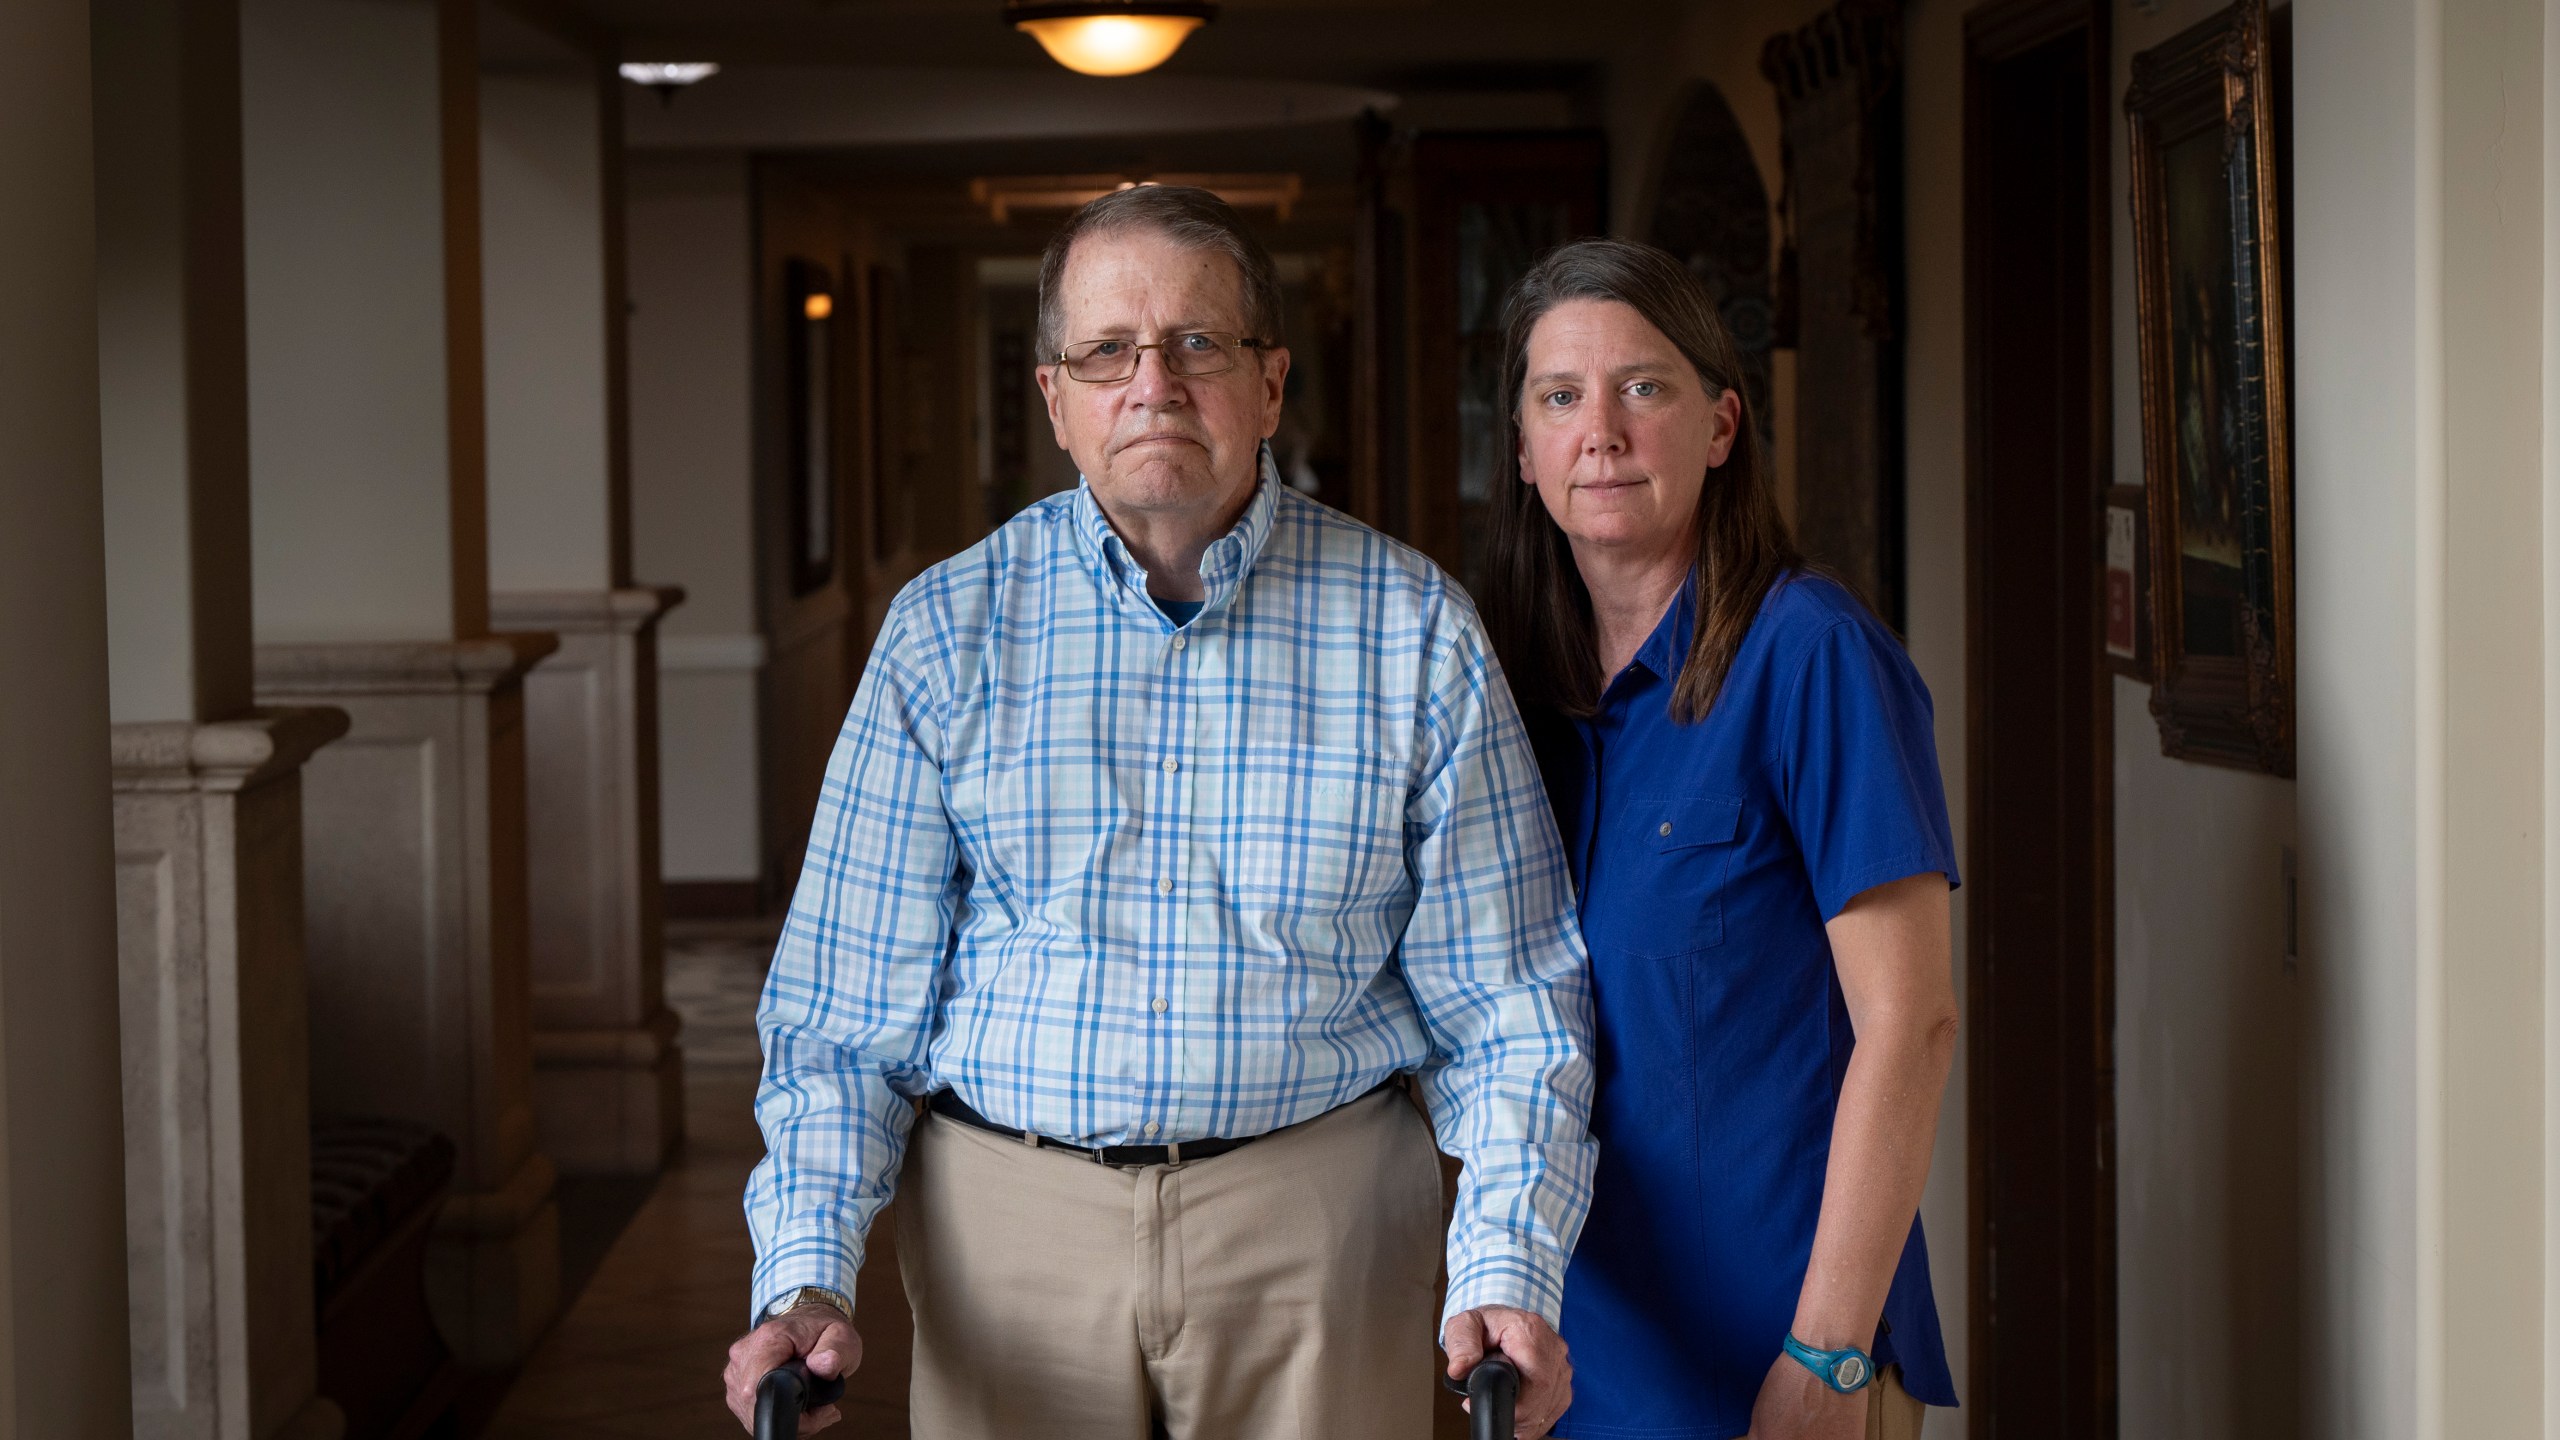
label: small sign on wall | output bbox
[2104,483,2151,681]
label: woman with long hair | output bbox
[1479,239,1959,1440]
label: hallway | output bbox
[2,0,2549,1434]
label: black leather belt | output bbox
[927,1081,1397,1168]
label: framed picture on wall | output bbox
[2103,483,2151,682]
[2126,0,2293,776]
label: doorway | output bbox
[1961,0,2116,1434]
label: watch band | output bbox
[762,1285,853,1327]
[1782,1333,1875,1394]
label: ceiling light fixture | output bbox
[1005,3,1217,77]
[619,61,721,106]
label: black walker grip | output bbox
[753,1358,847,1440]
[1442,1355,1519,1440]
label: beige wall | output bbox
[2101,2,2305,1435]
[241,0,458,644]
[0,0,139,1431]
[484,67,616,595]
[2293,0,2559,1424]
[2292,0,2431,1425]
[628,154,762,883]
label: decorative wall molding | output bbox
[254,639,561,1367]
[489,585,685,634]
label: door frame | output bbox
[1960,0,2118,1430]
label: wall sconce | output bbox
[1005,3,1217,77]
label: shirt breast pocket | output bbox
[1626,792,1745,957]
[1228,753,1405,905]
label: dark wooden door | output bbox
[1380,131,1607,591]
[1962,0,2117,1434]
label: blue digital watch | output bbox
[1782,1333,1875,1395]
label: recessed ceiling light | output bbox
[1005,3,1216,77]
[619,62,720,87]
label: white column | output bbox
[2298,0,2548,1430]
[483,62,688,1174]
[0,0,137,1433]
[94,0,346,1434]
[242,0,558,1367]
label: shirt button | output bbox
[1144,1121,1161,1137]
[1173,635,1189,651]
[1161,758,1179,773]
[1659,821,1673,836]
[1159,878,1175,894]
[1152,997,1169,1013]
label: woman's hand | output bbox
[1443,1305,1573,1437]
[1742,1354,1868,1440]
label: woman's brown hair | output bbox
[1481,238,1802,724]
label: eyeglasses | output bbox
[1052,331,1270,384]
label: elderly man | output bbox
[721,186,1595,1440]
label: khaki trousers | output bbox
[1866,1368,1926,1440]
[893,1086,1445,1440]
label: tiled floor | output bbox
[478,922,916,1440]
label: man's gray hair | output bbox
[1035,185,1285,360]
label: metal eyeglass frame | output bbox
[1050,331,1272,383]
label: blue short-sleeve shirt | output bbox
[1538,571,1960,1440]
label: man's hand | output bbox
[1443,1306,1572,1438]
[1742,1354,1868,1440]
[723,1305,862,1435]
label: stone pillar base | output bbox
[532,1008,685,1174]
[113,708,348,1440]
[493,587,687,1179]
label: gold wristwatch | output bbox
[762,1285,853,1326]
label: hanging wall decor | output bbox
[2126,0,2293,775]
[1763,0,1907,629]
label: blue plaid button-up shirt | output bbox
[747,457,1597,1328]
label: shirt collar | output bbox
[1628,568,1700,682]
[1070,445,1283,620]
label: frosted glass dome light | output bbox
[1008,4,1216,77]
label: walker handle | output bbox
[753,1358,847,1440]
[1441,1355,1519,1440]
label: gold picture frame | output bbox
[2126,0,2293,775]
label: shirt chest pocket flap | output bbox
[1628,792,1745,957]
